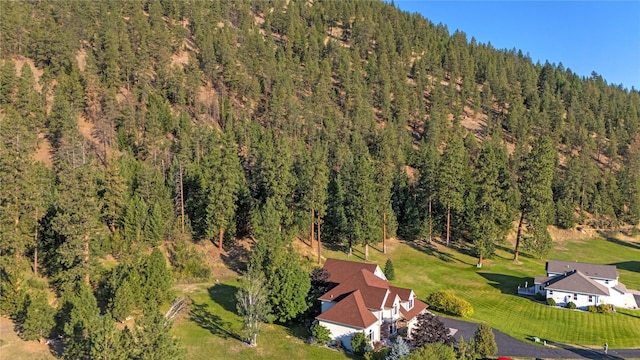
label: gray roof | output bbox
[534,276,553,284]
[544,270,610,296]
[546,260,618,280]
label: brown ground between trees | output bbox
[0,316,55,360]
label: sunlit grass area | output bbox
[322,235,640,349]
[172,282,353,360]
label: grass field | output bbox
[172,282,354,360]
[172,233,640,358]
[322,234,640,349]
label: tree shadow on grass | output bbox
[406,239,473,265]
[208,283,239,314]
[190,302,241,341]
[612,260,640,274]
[477,272,534,295]
[599,231,640,251]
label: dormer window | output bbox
[605,280,609,284]
[409,298,414,309]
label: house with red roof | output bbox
[316,258,428,350]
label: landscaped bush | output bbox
[597,304,612,313]
[351,332,368,355]
[546,298,556,306]
[311,322,332,345]
[566,301,577,309]
[534,292,545,301]
[587,305,598,313]
[427,291,474,317]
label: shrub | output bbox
[473,324,498,359]
[566,301,577,309]
[546,298,556,306]
[311,322,332,345]
[597,304,612,313]
[384,259,395,281]
[427,291,474,317]
[587,305,598,313]
[351,332,368,355]
[534,292,545,301]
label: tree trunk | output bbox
[478,254,483,268]
[428,197,433,242]
[382,211,387,254]
[348,238,352,257]
[34,207,38,276]
[179,165,185,234]
[446,202,451,246]
[219,227,224,251]
[514,211,526,262]
[317,213,321,265]
[310,208,314,248]
[365,243,369,260]
[84,234,90,285]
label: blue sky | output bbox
[393,1,640,90]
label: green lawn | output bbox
[172,281,354,360]
[173,234,640,357]
[323,235,640,349]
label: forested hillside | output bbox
[1,0,639,357]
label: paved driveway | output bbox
[439,317,640,359]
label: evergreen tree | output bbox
[514,136,556,261]
[204,126,241,250]
[384,259,395,280]
[471,136,515,266]
[386,336,410,360]
[21,290,55,342]
[436,134,469,246]
[472,324,497,359]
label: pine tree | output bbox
[21,290,55,342]
[204,126,241,251]
[384,259,395,280]
[472,324,497,359]
[437,134,469,246]
[514,136,555,262]
[471,137,515,266]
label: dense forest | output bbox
[1,0,639,358]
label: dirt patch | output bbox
[76,48,87,72]
[171,50,189,69]
[0,316,55,360]
[33,132,53,167]
[13,56,43,93]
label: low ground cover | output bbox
[171,282,353,359]
[322,235,640,349]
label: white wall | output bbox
[318,320,380,351]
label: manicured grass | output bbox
[322,235,640,349]
[172,281,354,360]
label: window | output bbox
[605,280,609,284]
[393,304,398,316]
[549,290,553,295]
[409,298,414,309]
[368,329,374,341]
[589,295,593,302]
[573,293,578,300]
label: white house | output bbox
[315,258,427,351]
[532,260,638,309]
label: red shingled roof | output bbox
[316,290,379,329]
[319,269,390,310]
[400,298,428,320]
[322,258,382,284]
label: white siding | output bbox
[318,320,380,351]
